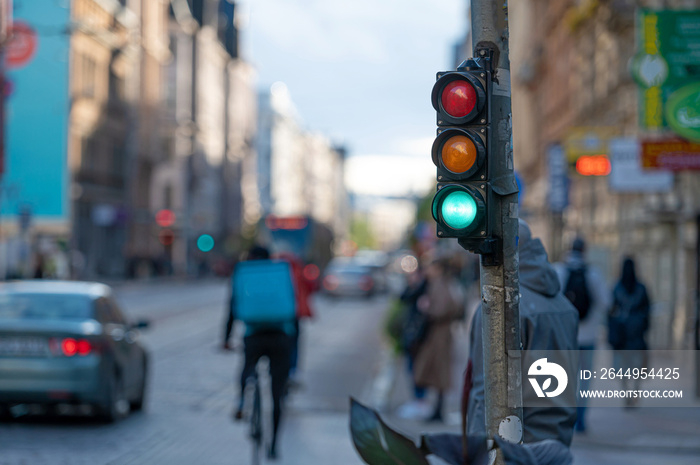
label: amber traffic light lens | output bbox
[441,135,477,173]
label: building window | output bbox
[164,185,173,210]
[112,140,126,176]
[77,53,97,98]
[109,70,125,101]
[81,135,97,172]
[162,135,174,160]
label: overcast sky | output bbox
[237,0,467,196]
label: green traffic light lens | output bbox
[197,234,215,252]
[441,190,477,230]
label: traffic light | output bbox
[155,209,176,246]
[155,209,176,227]
[430,59,495,251]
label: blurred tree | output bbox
[415,189,434,223]
[350,216,377,250]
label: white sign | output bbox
[547,144,568,212]
[609,138,673,193]
[91,204,117,226]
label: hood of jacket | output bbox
[519,236,561,298]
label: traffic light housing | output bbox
[430,58,497,253]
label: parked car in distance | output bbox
[322,258,376,298]
[353,251,390,294]
[0,281,150,422]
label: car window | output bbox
[328,266,370,275]
[107,297,127,325]
[94,298,112,323]
[95,297,127,325]
[0,293,93,321]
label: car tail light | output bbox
[359,276,374,291]
[76,339,92,356]
[323,275,339,291]
[50,338,93,357]
[62,338,78,356]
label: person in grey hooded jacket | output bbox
[467,220,579,447]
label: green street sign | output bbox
[666,82,700,142]
[635,10,700,131]
[631,54,669,88]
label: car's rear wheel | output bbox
[100,373,129,423]
[0,403,11,422]
[130,357,148,412]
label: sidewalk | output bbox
[375,324,700,457]
[572,406,700,453]
[377,321,470,440]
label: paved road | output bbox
[0,280,389,465]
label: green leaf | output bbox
[349,398,430,465]
[420,433,488,465]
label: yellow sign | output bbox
[563,127,618,163]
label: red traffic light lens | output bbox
[159,229,175,246]
[441,135,477,174]
[441,80,477,118]
[155,209,176,227]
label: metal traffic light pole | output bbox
[469,0,523,462]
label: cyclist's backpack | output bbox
[233,260,297,324]
[564,266,592,321]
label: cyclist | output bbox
[231,244,294,460]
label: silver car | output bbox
[0,281,149,422]
[322,260,376,298]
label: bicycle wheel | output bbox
[250,379,263,465]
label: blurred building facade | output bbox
[256,82,349,249]
[3,0,347,279]
[507,0,700,349]
[150,0,258,276]
[69,0,140,277]
[65,0,258,278]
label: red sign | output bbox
[265,215,308,231]
[575,155,611,176]
[642,139,700,170]
[5,22,37,69]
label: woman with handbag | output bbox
[608,257,651,407]
[412,256,465,422]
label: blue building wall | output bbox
[1,0,71,226]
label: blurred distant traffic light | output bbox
[156,209,176,246]
[155,209,176,227]
[158,229,174,246]
[430,58,496,253]
[197,234,215,252]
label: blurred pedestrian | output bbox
[412,254,465,422]
[554,237,610,432]
[467,220,578,447]
[395,265,431,419]
[608,257,650,407]
[274,252,315,388]
[32,254,45,279]
[70,249,86,280]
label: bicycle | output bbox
[242,371,264,465]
